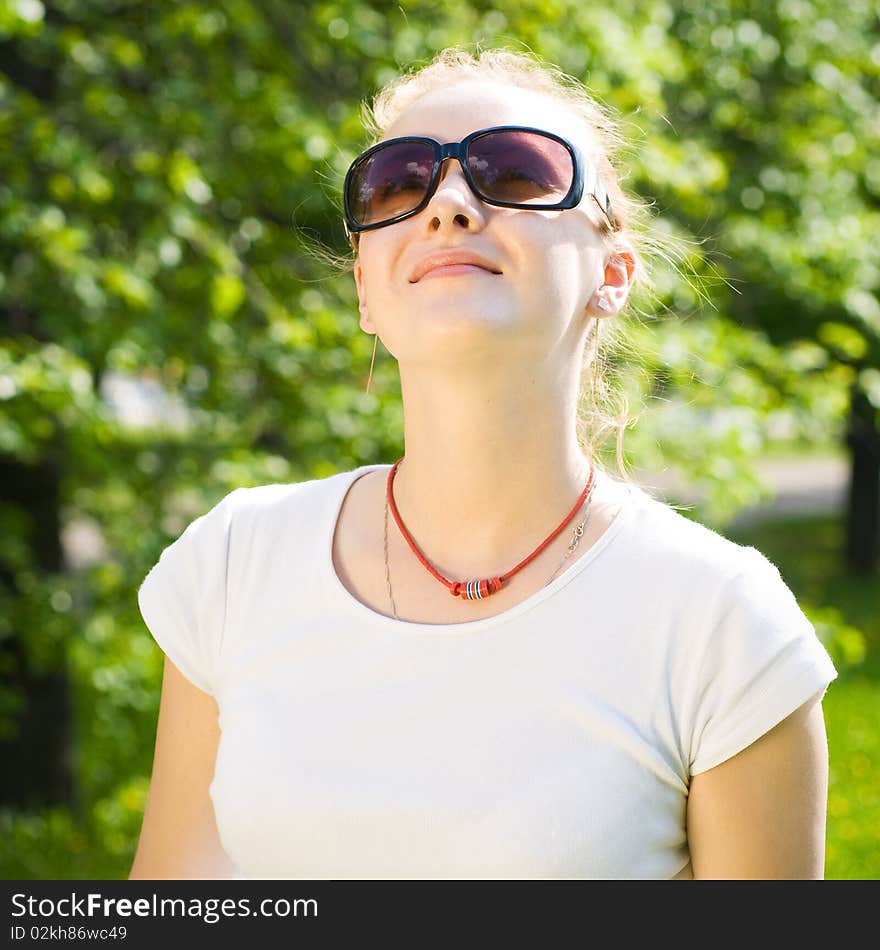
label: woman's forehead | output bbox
[383,81,592,152]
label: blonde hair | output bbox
[305,45,693,483]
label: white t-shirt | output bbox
[137,463,838,880]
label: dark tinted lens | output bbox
[467,130,573,204]
[347,140,435,226]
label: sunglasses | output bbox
[342,125,616,244]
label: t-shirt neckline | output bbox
[322,462,639,635]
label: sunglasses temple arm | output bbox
[343,218,359,250]
[595,186,616,229]
[584,162,616,229]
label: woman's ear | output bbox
[353,260,376,333]
[600,241,637,313]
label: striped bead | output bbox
[469,579,486,600]
[453,577,503,600]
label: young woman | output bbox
[130,48,837,880]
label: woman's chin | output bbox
[413,300,516,334]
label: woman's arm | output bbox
[128,655,238,879]
[686,688,830,879]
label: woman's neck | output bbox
[390,366,596,576]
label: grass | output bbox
[725,513,879,880]
[822,675,880,879]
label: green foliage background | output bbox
[1,0,877,878]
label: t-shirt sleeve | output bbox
[137,488,245,697]
[687,546,838,776]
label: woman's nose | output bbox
[418,154,489,236]
[432,157,478,201]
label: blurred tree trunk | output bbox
[0,451,77,810]
[844,381,880,575]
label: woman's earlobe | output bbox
[357,297,377,334]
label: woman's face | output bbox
[353,80,619,371]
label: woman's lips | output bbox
[419,264,497,281]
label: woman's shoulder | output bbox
[605,469,775,588]
[215,465,367,515]
[149,466,365,565]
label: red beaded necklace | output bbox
[385,456,597,601]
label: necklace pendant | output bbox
[451,576,504,600]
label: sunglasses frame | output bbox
[342,124,616,245]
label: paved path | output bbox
[630,454,849,529]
